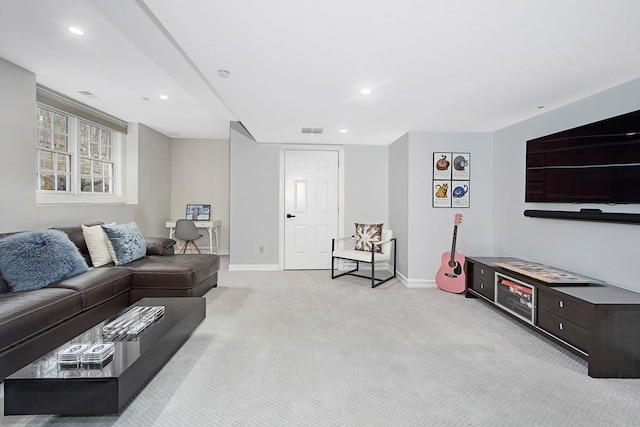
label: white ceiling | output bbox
[1,0,639,145]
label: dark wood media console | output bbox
[465,257,640,378]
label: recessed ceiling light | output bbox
[68,27,84,36]
[339,129,348,133]
[360,87,372,95]
[159,94,169,100]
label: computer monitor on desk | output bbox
[186,204,211,221]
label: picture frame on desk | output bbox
[186,204,211,221]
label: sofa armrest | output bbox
[145,237,176,256]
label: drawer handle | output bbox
[481,268,484,274]
[559,322,564,331]
[559,301,564,308]
[480,283,485,289]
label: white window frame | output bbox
[36,104,126,205]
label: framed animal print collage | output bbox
[433,152,470,208]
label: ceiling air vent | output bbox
[301,127,324,134]
[77,90,101,100]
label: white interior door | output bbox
[284,150,338,269]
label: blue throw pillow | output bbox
[101,222,146,266]
[0,229,89,292]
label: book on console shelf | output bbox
[495,261,602,285]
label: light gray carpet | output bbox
[2,259,640,426]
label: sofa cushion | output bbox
[52,222,103,266]
[81,223,116,267]
[126,254,220,290]
[0,288,82,352]
[50,267,131,311]
[0,230,90,292]
[102,222,147,266]
[145,237,177,256]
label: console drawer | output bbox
[537,308,590,352]
[474,263,495,283]
[537,288,591,329]
[472,277,494,300]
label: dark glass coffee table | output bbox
[4,297,205,415]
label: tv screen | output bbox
[525,109,640,203]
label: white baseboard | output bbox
[228,264,280,272]
[399,272,438,288]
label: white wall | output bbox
[170,138,229,253]
[493,77,640,292]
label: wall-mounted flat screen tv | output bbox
[526,109,640,203]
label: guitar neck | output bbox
[449,225,458,262]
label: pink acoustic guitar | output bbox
[436,213,466,293]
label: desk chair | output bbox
[174,219,203,254]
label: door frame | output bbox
[279,145,345,270]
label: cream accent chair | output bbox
[331,229,397,288]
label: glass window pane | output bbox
[37,130,51,148]
[79,123,89,155]
[39,151,53,170]
[56,154,69,172]
[81,158,91,175]
[39,173,54,190]
[105,163,113,178]
[38,108,52,129]
[93,178,105,193]
[56,174,68,191]
[92,160,103,176]
[81,176,92,192]
[54,113,67,133]
[102,145,112,160]
[104,178,112,193]
[54,134,67,151]
[90,126,99,158]
[100,131,111,159]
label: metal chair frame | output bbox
[331,236,397,288]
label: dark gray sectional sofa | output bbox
[0,222,220,382]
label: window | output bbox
[79,121,114,194]
[36,104,125,204]
[36,106,71,192]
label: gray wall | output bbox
[136,124,171,237]
[229,123,390,268]
[389,133,410,277]
[170,138,230,253]
[493,77,640,292]
[344,144,389,229]
[0,57,168,235]
[389,131,493,284]
[229,123,280,266]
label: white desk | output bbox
[166,219,221,254]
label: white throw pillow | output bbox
[82,222,116,267]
